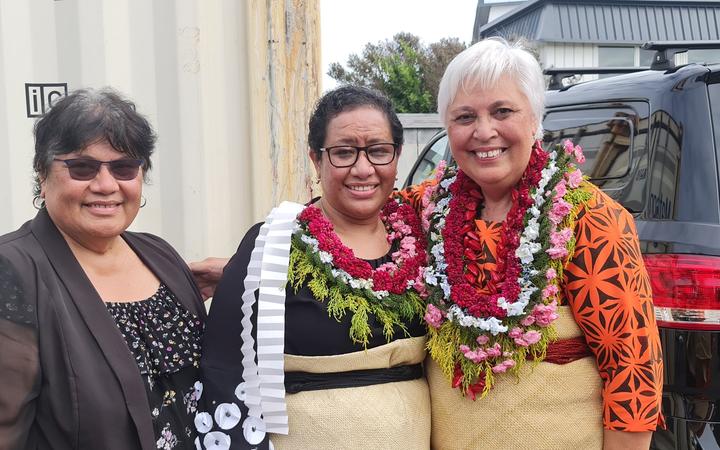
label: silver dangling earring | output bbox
[140,196,147,208]
[32,195,45,210]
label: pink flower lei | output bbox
[421,140,590,399]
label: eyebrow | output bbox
[450,100,519,113]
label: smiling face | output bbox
[310,106,399,223]
[40,140,143,249]
[446,75,538,199]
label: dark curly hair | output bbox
[307,85,404,157]
[33,87,157,195]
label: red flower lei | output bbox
[297,198,427,295]
[443,142,548,316]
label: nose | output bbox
[89,164,120,193]
[472,116,498,141]
[351,151,375,177]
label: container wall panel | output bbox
[0,0,321,260]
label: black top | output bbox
[106,283,203,449]
[198,222,426,449]
[0,209,206,450]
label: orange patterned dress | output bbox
[400,181,664,433]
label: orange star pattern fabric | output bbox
[565,184,664,431]
[397,182,664,431]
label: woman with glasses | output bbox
[0,88,205,449]
[196,85,431,449]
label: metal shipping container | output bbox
[0,0,321,260]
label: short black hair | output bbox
[33,87,157,194]
[307,85,404,156]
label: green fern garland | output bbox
[289,234,425,348]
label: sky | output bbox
[320,0,479,91]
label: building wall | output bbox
[541,43,596,68]
[488,4,525,22]
[0,0,321,260]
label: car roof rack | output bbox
[544,67,649,90]
[643,40,720,70]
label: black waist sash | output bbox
[284,363,423,394]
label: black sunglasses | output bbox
[53,158,143,181]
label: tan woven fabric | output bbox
[428,306,604,450]
[271,336,431,450]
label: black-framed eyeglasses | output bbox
[320,143,398,168]
[53,158,143,181]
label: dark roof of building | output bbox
[476,0,720,44]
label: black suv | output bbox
[405,43,720,449]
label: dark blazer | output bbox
[0,209,205,450]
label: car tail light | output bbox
[643,254,720,330]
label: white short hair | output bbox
[437,37,545,139]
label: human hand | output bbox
[189,257,230,300]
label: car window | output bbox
[709,81,720,168]
[543,103,649,212]
[406,133,449,186]
[646,109,681,220]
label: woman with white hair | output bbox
[401,38,664,449]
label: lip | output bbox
[83,201,123,215]
[345,183,379,197]
[470,147,507,160]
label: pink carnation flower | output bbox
[492,359,516,374]
[548,198,572,224]
[476,335,489,345]
[434,160,447,182]
[566,169,583,188]
[563,139,575,155]
[486,343,502,358]
[467,349,488,363]
[542,284,559,299]
[523,330,542,345]
[545,268,557,280]
[550,228,573,248]
[532,301,559,327]
[546,246,569,260]
[424,304,445,329]
[520,315,536,326]
[574,146,586,164]
[492,364,508,374]
[509,327,524,339]
[553,180,567,200]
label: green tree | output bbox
[328,33,466,113]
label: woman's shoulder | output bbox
[579,181,633,220]
[0,220,34,251]
[573,181,640,241]
[224,222,265,272]
[123,230,192,266]
[0,220,44,278]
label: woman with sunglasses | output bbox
[195,86,431,449]
[0,88,205,449]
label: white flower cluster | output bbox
[502,150,561,318]
[424,217,451,297]
[446,304,509,335]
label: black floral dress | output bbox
[106,283,204,449]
